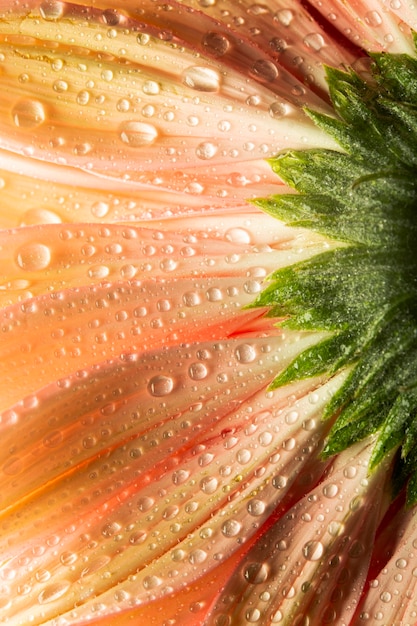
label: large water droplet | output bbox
[12,99,46,128]
[302,540,324,561]
[202,31,230,56]
[38,582,70,604]
[15,242,51,271]
[196,142,218,160]
[251,59,278,82]
[182,66,221,91]
[147,375,174,397]
[119,121,158,147]
[39,0,65,20]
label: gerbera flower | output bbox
[0,1,417,625]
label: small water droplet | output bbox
[15,242,51,271]
[251,59,278,82]
[119,121,158,147]
[244,562,270,584]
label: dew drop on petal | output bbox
[182,66,221,92]
[235,343,256,363]
[323,483,339,498]
[302,540,324,561]
[38,582,70,604]
[250,59,278,82]
[119,121,158,147]
[244,561,270,584]
[202,31,230,56]
[15,243,51,271]
[365,11,383,26]
[196,142,218,160]
[12,99,46,128]
[189,363,208,380]
[39,0,65,20]
[147,375,174,397]
[303,33,325,52]
[221,519,242,537]
[225,227,251,244]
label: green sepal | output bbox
[252,42,417,498]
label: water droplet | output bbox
[200,476,218,494]
[365,11,383,27]
[143,575,161,589]
[380,591,392,603]
[235,343,256,363]
[143,80,160,95]
[20,209,61,225]
[269,102,290,119]
[246,608,261,623]
[15,243,51,271]
[225,227,251,244]
[302,540,324,561]
[43,430,63,448]
[39,0,65,20]
[91,201,109,218]
[272,475,287,489]
[250,59,278,82]
[275,9,294,26]
[189,549,207,564]
[119,121,158,147]
[183,291,202,307]
[77,90,90,105]
[396,558,408,569]
[189,363,208,380]
[196,142,218,160]
[183,66,221,92]
[148,375,174,397]
[3,456,23,475]
[38,582,70,604]
[323,483,339,498]
[221,519,242,537]
[247,499,266,516]
[202,31,230,56]
[304,33,325,51]
[12,99,46,128]
[244,562,270,584]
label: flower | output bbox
[0,1,417,625]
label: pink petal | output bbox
[207,441,393,626]
[355,505,417,625]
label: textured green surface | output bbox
[251,48,417,504]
